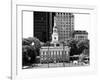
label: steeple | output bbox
[53,17,58,33]
[54,16,57,27]
[51,16,59,45]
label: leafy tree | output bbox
[22,38,31,45]
[46,41,51,46]
[22,45,37,66]
[22,37,41,66]
[25,37,41,49]
[77,39,89,56]
[67,39,90,61]
[43,41,51,46]
[67,39,79,56]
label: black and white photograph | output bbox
[22,11,90,69]
[11,1,97,79]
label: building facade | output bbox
[55,13,74,42]
[40,46,70,63]
[73,30,88,41]
[34,11,50,42]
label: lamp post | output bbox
[62,41,65,67]
[47,41,50,68]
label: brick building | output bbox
[73,30,88,41]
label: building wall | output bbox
[73,31,88,41]
[74,34,88,40]
[34,12,50,42]
[55,13,74,42]
[40,46,70,63]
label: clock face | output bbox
[54,37,56,40]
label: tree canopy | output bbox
[67,39,89,56]
[77,39,89,56]
[22,37,41,66]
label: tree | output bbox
[77,40,90,63]
[77,39,89,56]
[67,39,79,61]
[22,37,41,66]
[22,38,31,45]
[22,45,36,66]
[67,39,79,56]
[67,39,90,62]
[25,37,41,49]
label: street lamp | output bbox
[62,41,65,67]
[46,41,50,68]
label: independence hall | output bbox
[33,11,88,64]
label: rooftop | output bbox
[73,30,88,35]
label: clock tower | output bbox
[51,17,59,46]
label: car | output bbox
[83,57,89,64]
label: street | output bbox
[22,62,89,69]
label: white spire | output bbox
[54,17,57,27]
[51,16,59,44]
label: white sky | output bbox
[23,12,90,39]
[74,14,90,32]
[23,11,33,38]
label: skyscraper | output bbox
[34,11,54,42]
[55,13,74,42]
[34,11,50,42]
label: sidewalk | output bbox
[23,62,89,69]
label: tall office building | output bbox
[34,11,55,42]
[34,11,50,42]
[55,13,74,42]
